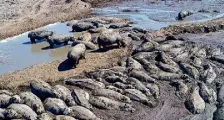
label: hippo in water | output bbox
[28,30,53,44]
[176,10,194,20]
[46,34,75,48]
[67,43,86,68]
[72,22,96,32]
[97,29,125,49]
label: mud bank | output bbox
[0,0,126,40]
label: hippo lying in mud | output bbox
[46,34,75,48]
[28,30,53,44]
[72,22,96,32]
[67,43,86,68]
[176,10,194,20]
[97,29,126,49]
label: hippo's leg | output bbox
[64,41,68,45]
[98,44,102,49]
[30,38,36,44]
[50,44,54,48]
[81,52,86,59]
[73,61,77,68]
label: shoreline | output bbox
[0,0,125,40]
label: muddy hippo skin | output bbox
[93,89,131,103]
[44,98,69,115]
[89,96,135,112]
[30,80,57,99]
[19,92,45,114]
[67,43,86,68]
[72,22,95,32]
[97,30,125,49]
[28,30,53,44]
[176,10,193,20]
[53,85,76,107]
[64,106,99,120]
[5,104,37,120]
[72,89,92,109]
[46,35,74,48]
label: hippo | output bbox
[67,43,86,68]
[72,89,92,109]
[176,10,194,20]
[64,106,100,120]
[44,98,68,115]
[65,78,105,90]
[97,29,125,49]
[18,92,45,114]
[72,22,95,32]
[53,85,76,106]
[92,89,131,103]
[30,80,57,99]
[89,96,135,112]
[5,104,37,120]
[46,34,75,48]
[28,30,53,44]
[124,89,157,107]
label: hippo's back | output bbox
[68,44,86,59]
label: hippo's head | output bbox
[69,37,76,42]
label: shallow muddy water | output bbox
[0,23,74,75]
[94,0,224,30]
[0,0,224,75]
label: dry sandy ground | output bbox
[0,0,125,40]
[0,47,128,90]
[0,0,91,39]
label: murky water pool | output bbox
[0,0,224,75]
[0,23,73,75]
[94,0,224,30]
